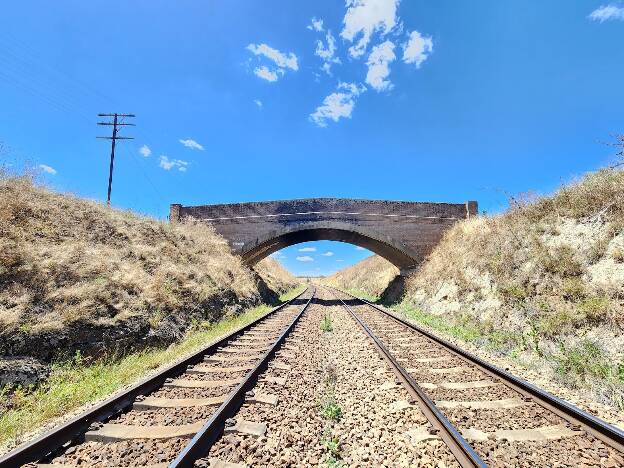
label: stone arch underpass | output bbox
[170,198,477,274]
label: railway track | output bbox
[4,284,624,466]
[0,288,314,468]
[329,286,624,467]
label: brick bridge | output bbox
[170,198,477,274]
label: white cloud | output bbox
[341,0,400,58]
[366,40,396,91]
[247,43,298,71]
[254,99,263,108]
[336,259,344,262]
[403,30,433,67]
[355,246,366,250]
[139,144,151,157]
[310,82,366,127]
[179,139,204,151]
[589,4,624,22]
[310,92,356,127]
[254,66,279,82]
[315,30,341,75]
[296,256,314,262]
[321,251,334,256]
[39,164,56,175]
[298,246,317,252]
[316,31,337,61]
[159,155,189,172]
[270,252,286,259]
[338,82,367,95]
[308,17,324,32]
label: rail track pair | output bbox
[2,285,624,467]
[329,287,624,467]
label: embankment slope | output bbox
[325,168,624,408]
[0,176,297,368]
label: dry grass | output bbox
[0,175,297,361]
[327,168,624,407]
[254,257,300,295]
[322,255,398,300]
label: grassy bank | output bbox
[0,287,304,451]
[391,301,624,410]
[0,175,299,362]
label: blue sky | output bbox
[1,1,623,275]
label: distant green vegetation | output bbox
[280,284,307,302]
[345,288,380,303]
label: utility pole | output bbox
[97,113,135,206]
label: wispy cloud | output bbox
[321,251,334,256]
[341,0,400,58]
[296,256,314,262]
[308,17,324,32]
[315,30,341,75]
[403,30,433,67]
[589,4,624,22]
[336,259,344,262]
[355,246,366,251]
[366,40,396,91]
[39,164,56,175]
[139,144,152,157]
[254,66,279,82]
[310,82,366,127]
[159,155,189,172]
[179,139,204,151]
[247,43,298,82]
[254,99,263,108]
[299,246,317,252]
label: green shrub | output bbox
[561,277,586,301]
[554,340,613,382]
[540,245,584,277]
[499,284,529,304]
[577,296,610,321]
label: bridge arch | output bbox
[170,197,477,276]
[239,220,420,269]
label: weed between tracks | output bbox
[320,314,334,332]
[319,363,344,467]
[0,288,302,451]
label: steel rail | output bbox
[329,288,486,468]
[0,288,310,467]
[170,288,315,467]
[337,287,624,454]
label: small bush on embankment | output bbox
[0,175,298,365]
[327,168,624,409]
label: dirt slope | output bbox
[323,255,398,299]
[0,176,298,364]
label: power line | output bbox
[97,113,135,206]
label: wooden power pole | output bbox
[97,113,135,206]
